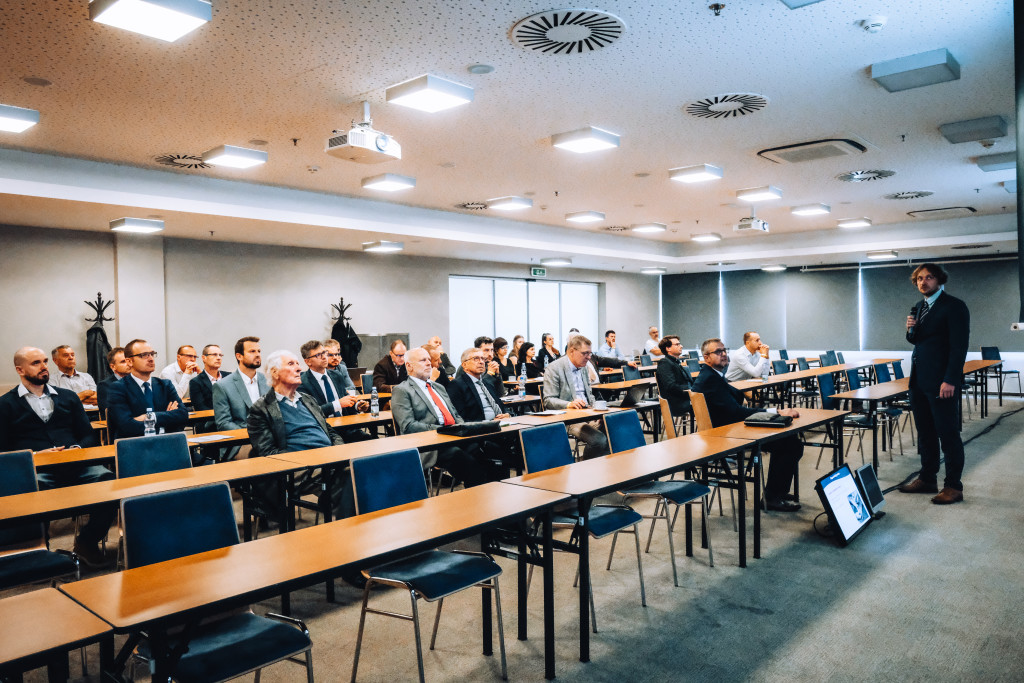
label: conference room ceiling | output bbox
[0,0,1017,274]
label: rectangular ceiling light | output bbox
[361,173,416,191]
[90,0,212,42]
[761,264,786,272]
[940,116,1008,144]
[791,203,831,215]
[200,144,267,168]
[487,196,532,211]
[565,210,605,223]
[669,164,723,183]
[631,223,666,233]
[975,152,1015,171]
[386,74,474,113]
[691,232,722,242]
[866,250,898,260]
[871,48,960,93]
[837,217,872,228]
[551,126,620,153]
[736,185,782,202]
[0,104,40,132]
[541,257,572,266]
[110,217,165,233]
[362,240,404,253]
[778,0,825,8]
[640,267,667,275]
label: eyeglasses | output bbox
[468,356,485,363]
[304,351,327,359]
[707,348,729,356]
[179,354,198,360]
[203,353,224,358]
[130,351,158,359]
[327,352,341,357]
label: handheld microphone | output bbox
[907,303,918,339]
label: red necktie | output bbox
[425,383,455,426]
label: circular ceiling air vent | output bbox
[837,169,895,182]
[885,191,933,200]
[685,93,769,119]
[511,9,626,54]
[155,153,209,169]
[455,202,488,210]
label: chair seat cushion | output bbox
[0,549,77,590]
[623,479,711,505]
[844,414,872,427]
[555,504,643,539]
[368,550,501,601]
[138,612,311,683]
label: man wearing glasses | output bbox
[542,335,609,459]
[107,339,189,439]
[692,338,803,512]
[159,344,200,399]
[188,345,230,412]
[373,339,408,394]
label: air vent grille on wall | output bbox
[511,10,625,54]
[886,191,934,200]
[758,138,868,164]
[604,225,629,232]
[950,244,991,250]
[455,202,488,210]
[155,154,209,169]
[907,207,976,220]
[837,169,895,182]
[685,93,769,119]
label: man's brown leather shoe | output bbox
[898,478,938,494]
[932,487,964,505]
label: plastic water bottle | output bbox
[518,365,527,398]
[370,386,379,416]
[761,361,770,382]
[544,355,549,370]
[143,409,157,436]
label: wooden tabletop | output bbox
[0,588,112,669]
[699,408,850,443]
[830,377,910,402]
[59,482,568,631]
[506,408,620,427]
[963,359,1002,374]
[503,378,544,386]
[591,377,657,392]
[500,394,542,405]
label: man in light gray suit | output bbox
[390,347,489,487]
[212,337,268,461]
[543,334,609,459]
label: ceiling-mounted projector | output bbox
[735,217,770,233]
[325,101,401,163]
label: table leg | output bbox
[281,473,292,615]
[542,509,555,680]
[322,470,335,603]
[99,634,114,683]
[45,653,69,683]
[577,497,592,663]
[517,531,528,641]
[871,399,880,471]
[481,535,493,657]
[753,446,762,560]
[736,449,747,569]
[684,503,693,557]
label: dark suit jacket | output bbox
[96,373,124,412]
[535,347,561,371]
[656,356,692,417]
[690,365,757,427]
[106,375,189,439]
[246,389,344,457]
[906,291,970,392]
[188,371,232,412]
[372,355,408,393]
[454,366,504,401]
[447,372,503,423]
[299,368,357,417]
[390,379,463,434]
[0,385,98,451]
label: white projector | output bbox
[325,126,401,163]
[735,217,770,233]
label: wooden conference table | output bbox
[829,378,910,470]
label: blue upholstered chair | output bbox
[349,448,506,683]
[360,373,373,393]
[114,432,193,478]
[779,349,789,360]
[602,410,714,585]
[640,353,652,367]
[813,372,872,468]
[982,346,1020,397]
[685,359,701,375]
[121,483,314,683]
[621,363,641,381]
[771,360,788,376]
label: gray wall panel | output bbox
[722,270,786,349]
[663,272,720,352]
[786,269,859,351]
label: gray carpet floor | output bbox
[13,397,1024,682]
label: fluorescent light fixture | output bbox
[110,217,164,234]
[939,116,1007,144]
[90,0,212,42]
[362,240,404,253]
[0,104,40,133]
[736,185,782,202]
[551,126,620,153]
[640,267,667,275]
[385,74,474,113]
[791,203,831,216]
[200,144,267,169]
[361,173,416,191]
[540,257,572,266]
[871,48,960,93]
[761,264,786,272]
[565,211,605,223]
[866,250,898,260]
[487,196,532,211]
[691,232,723,242]
[837,217,872,228]
[976,152,1016,172]
[631,223,667,233]
[669,164,723,183]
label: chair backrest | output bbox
[658,397,677,440]
[836,351,846,364]
[891,361,905,380]
[825,350,839,366]
[640,353,652,366]
[819,353,830,367]
[981,346,1001,361]
[797,357,810,371]
[772,360,788,375]
[874,363,892,383]
[121,483,238,569]
[115,432,192,479]
[685,359,701,374]
[685,351,698,360]
[845,369,861,390]
[360,373,373,393]
[621,364,641,381]
[351,449,428,515]
[519,423,574,473]
[779,349,789,360]
[817,372,838,409]
[688,391,713,432]
[0,450,44,548]
[603,410,645,454]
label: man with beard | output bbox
[212,336,269,431]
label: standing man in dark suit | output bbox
[692,338,803,512]
[96,346,130,412]
[899,263,970,504]
[106,339,189,439]
[299,340,372,441]
[655,335,692,420]
[372,340,408,394]
[188,344,231,411]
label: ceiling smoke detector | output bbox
[154,153,209,169]
[511,9,626,54]
[455,202,488,210]
[837,169,895,182]
[685,93,769,119]
[885,191,933,200]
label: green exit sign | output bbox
[531,266,547,277]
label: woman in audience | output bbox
[535,332,561,370]
[516,342,542,378]
[494,337,516,380]
[509,335,525,366]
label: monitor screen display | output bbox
[855,463,885,515]
[815,464,872,545]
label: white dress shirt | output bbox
[726,347,771,381]
[240,371,262,403]
[160,362,198,399]
[309,369,343,415]
[49,370,96,393]
[19,383,57,422]
[409,376,444,424]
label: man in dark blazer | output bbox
[447,348,514,478]
[372,339,408,393]
[106,339,189,440]
[188,344,231,412]
[0,347,113,566]
[899,263,970,504]
[298,340,372,441]
[692,338,803,512]
[655,334,692,419]
[96,346,130,413]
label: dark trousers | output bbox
[764,435,803,500]
[910,380,964,490]
[37,464,116,546]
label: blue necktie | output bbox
[142,381,154,410]
[322,375,336,402]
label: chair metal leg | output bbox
[429,597,444,650]
[409,591,426,683]
[493,578,508,680]
[605,530,620,570]
[632,524,646,607]
[305,649,315,683]
[350,583,372,682]
[703,498,714,567]
[664,501,679,587]
[588,571,598,633]
[254,668,261,683]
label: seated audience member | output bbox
[535,332,561,369]
[444,347,513,480]
[644,326,664,357]
[0,347,112,566]
[188,344,230,411]
[725,331,772,381]
[542,335,609,460]
[49,344,97,406]
[655,335,692,420]
[422,343,452,389]
[516,342,543,379]
[96,346,130,412]
[324,338,356,380]
[160,345,200,400]
[509,335,525,366]
[299,340,372,441]
[598,330,626,360]
[427,335,457,376]
[212,336,267,430]
[106,339,189,439]
[390,347,487,486]
[494,337,516,380]
[373,340,408,393]
[692,338,802,512]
